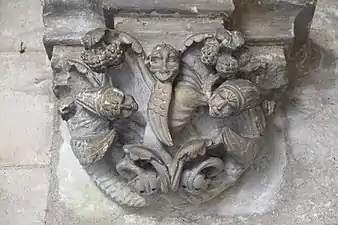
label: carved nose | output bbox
[162,63,167,71]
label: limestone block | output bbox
[235,3,305,45]
[114,16,224,55]
[0,53,53,166]
[103,0,234,15]
[283,66,338,224]
[310,0,338,56]
[43,0,105,59]
[0,168,49,225]
[46,121,127,225]
[0,0,45,51]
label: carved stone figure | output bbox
[147,44,181,146]
[51,27,278,208]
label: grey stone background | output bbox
[0,0,337,225]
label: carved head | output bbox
[201,38,221,66]
[51,58,72,98]
[99,88,138,120]
[147,44,180,82]
[209,87,240,118]
[209,79,260,118]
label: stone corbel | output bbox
[43,0,105,59]
[44,0,316,210]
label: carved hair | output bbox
[150,43,181,58]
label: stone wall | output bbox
[0,1,53,224]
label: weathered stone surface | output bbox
[45,31,338,225]
[0,91,53,166]
[0,0,45,52]
[235,0,310,7]
[48,38,291,225]
[43,0,105,58]
[239,6,301,44]
[234,2,307,45]
[281,66,338,225]
[114,16,223,55]
[0,168,49,225]
[248,45,287,90]
[46,121,126,225]
[310,0,338,55]
[22,0,336,224]
[51,118,288,224]
[0,52,53,166]
[0,52,52,95]
[104,0,234,15]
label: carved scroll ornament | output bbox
[52,27,279,208]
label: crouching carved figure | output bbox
[51,27,275,208]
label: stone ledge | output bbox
[43,8,104,59]
[103,0,234,15]
[235,3,305,45]
[114,16,224,55]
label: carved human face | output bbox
[209,89,239,118]
[101,89,138,119]
[148,44,180,82]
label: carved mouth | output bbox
[155,71,177,81]
[210,108,221,117]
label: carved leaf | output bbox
[122,145,170,194]
[170,139,207,191]
[181,33,214,52]
[82,28,106,49]
[147,81,173,146]
[181,157,224,195]
[118,32,144,55]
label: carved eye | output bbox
[216,104,223,111]
[110,91,125,102]
[151,56,162,63]
[168,56,177,62]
